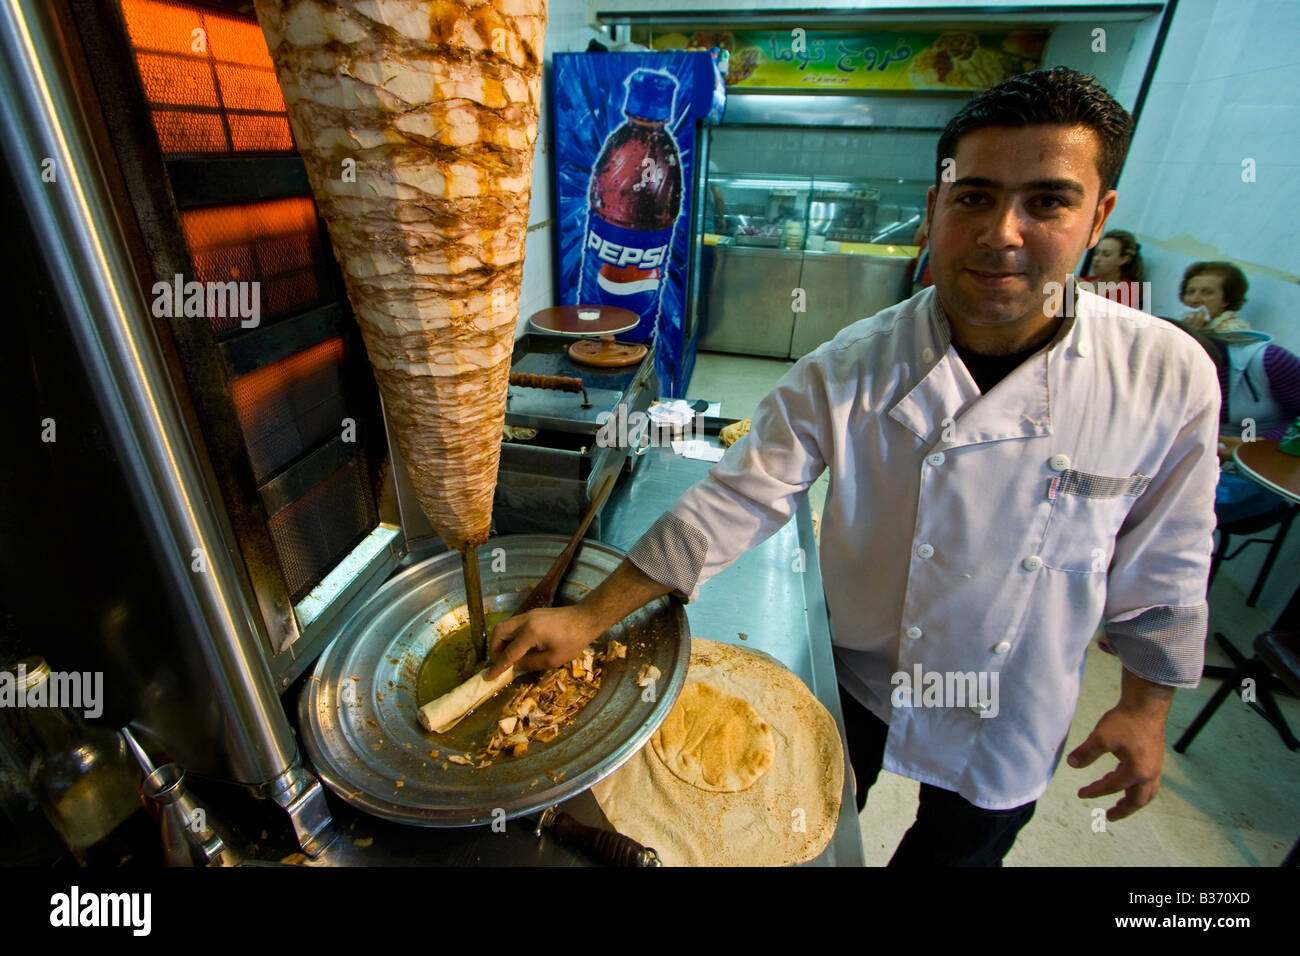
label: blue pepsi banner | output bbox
[553,52,725,397]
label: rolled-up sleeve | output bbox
[1103,389,1220,687]
[626,355,831,602]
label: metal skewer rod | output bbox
[462,546,488,662]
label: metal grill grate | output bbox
[120,0,293,155]
[228,338,349,483]
[178,197,325,334]
[267,454,378,604]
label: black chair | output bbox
[1174,630,1300,867]
[1208,503,1300,607]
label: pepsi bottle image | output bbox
[579,69,684,326]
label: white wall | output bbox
[516,0,605,339]
[1043,20,1140,108]
[1112,0,1300,618]
[1113,12,1163,109]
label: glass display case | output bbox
[706,173,931,249]
[692,124,937,358]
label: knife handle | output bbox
[549,810,660,867]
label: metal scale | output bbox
[491,305,658,539]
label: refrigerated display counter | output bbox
[696,171,922,358]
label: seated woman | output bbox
[1179,324,1300,523]
[1178,261,1252,331]
[1080,229,1144,306]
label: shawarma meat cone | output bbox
[254,0,547,551]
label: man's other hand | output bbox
[1066,668,1175,821]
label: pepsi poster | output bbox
[553,52,726,397]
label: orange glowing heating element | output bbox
[229,336,349,483]
[231,335,345,457]
[231,337,344,413]
[120,0,292,154]
[179,197,323,331]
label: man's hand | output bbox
[485,558,673,679]
[1066,667,1175,821]
[486,605,602,679]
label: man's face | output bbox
[925,124,1117,338]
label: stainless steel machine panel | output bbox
[791,253,911,358]
[698,245,802,357]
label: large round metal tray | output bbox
[299,535,689,827]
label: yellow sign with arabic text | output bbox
[650,29,1048,92]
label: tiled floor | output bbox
[686,351,831,516]
[686,349,1300,867]
[687,351,795,423]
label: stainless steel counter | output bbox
[600,441,864,867]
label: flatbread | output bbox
[651,682,774,792]
[593,639,844,866]
[417,666,515,734]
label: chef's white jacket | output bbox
[627,286,1220,809]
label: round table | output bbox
[1234,439,1300,504]
[1231,439,1300,627]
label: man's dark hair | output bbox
[935,67,1134,195]
[1180,261,1249,312]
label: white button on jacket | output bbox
[626,286,1220,809]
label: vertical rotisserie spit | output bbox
[254,0,549,650]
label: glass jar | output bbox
[6,657,147,864]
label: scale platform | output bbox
[527,306,647,368]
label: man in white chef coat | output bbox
[491,67,1219,865]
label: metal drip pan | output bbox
[298,535,689,827]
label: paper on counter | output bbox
[648,400,695,426]
[672,440,726,462]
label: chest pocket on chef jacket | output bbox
[1040,469,1151,573]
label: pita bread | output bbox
[417,666,515,734]
[651,682,774,792]
[593,640,844,866]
